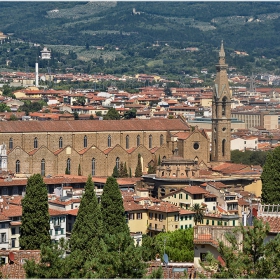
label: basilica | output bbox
[0,42,230,182]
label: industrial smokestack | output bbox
[35,62,39,87]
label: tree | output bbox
[24,239,70,278]
[261,147,280,204]
[123,108,136,119]
[20,174,51,250]
[70,175,103,252]
[112,165,119,178]
[73,112,79,120]
[0,103,11,112]
[135,153,143,177]
[100,176,130,236]
[191,203,204,225]
[103,107,120,120]
[200,219,280,278]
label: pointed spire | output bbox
[219,40,225,64]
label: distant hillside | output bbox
[1,2,280,78]
[1,1,280,51]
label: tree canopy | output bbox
[261,147,280,204]
[19,174,51,250]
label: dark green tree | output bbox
[123,108,137,119]
[261,147,280,204]
[20,174,51,249]
[100,176,130,236]
[73,112,79,120]
[103,107,120,120]
[123,162,128,177]
[112,165,119,178]
[135,153,143,177]
[24,239,70,278]
[70,175,103,252]
[191,203,204,225]
[0,103,11,112]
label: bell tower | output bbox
[211,41,231,162]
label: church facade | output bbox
[0,118,210,177]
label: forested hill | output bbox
[1,1,280,52]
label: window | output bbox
[129,213,134,220]
[126,135,129,149]
[212,220,215,225]
[233,220,236,226]
[206,219,209,225]
[186,194,188,199]
[193,142,199,150]
[0,233,6,243]
[84,135,87,148]
[137,135,140,146]
[108,135,112,147]
[92,158,96,176]
[11,238,16,248]
[149,134,152,149]
[155,213,158,221]
[9,138,13,150]
[222,139,226,156]
[41,159,45,177]
[59,137,63,149]
[189,224,192,228]
[181,225,183,229]
[116,157,120,169]
[149,212,153,219]
[66,158,71,174]
[55,228,60,235]
[174,194,176,198]
[16,160,20,174]
[137,213,142,220]
[50,229,53,235]
[34,137,38,149]
[11,227,16,235]
[222,96,227,116]
[174,215,179,221]
[179,194,182,199]
[61,228,64,235]
[185,225,188,229]
[160,134,164,146]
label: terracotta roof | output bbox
[148,201,180,213]
[258,216,280,233]
[207,181,227,189]
[180,209,195,215]
[49,208,67,216]
[124,201,146,211]
[0,119,189,133]
[183,185,208,195]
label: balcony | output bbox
[148,226,164,232]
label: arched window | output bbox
[41,159,45,177]
[108,135,111,147]
[92,158,96,176]
[16,160,20,174]
[126,135,129,149]
[222,139,226,156]
[149,135,153,149]
[160,134,164,146]
[34,137,38,149]
[59,137,63,149]
[84,135,87,148]
[66,158,71,174]
[137,135,140,147]
[116,157,120,169]
[222,96,227,116]
[9,138,13,150]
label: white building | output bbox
[231,136,258,151]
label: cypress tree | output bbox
[112,165,119,178]
[20,174,51,250]
[261,147,280,204]
[135,153,143,177]
[123,162,128,177]
[100,176,130,236]
[70,175,103,252]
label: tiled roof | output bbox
[180,209,195,215]
[124,201,146,211]
[258,216,280,233]
[0,119,189,133]
[49,208,67,216]
[148,201,180,213]
[183,185,208,195]
[207,181,227,189]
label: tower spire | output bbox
[219,40,225,65]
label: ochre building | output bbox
[1,118,210,177]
